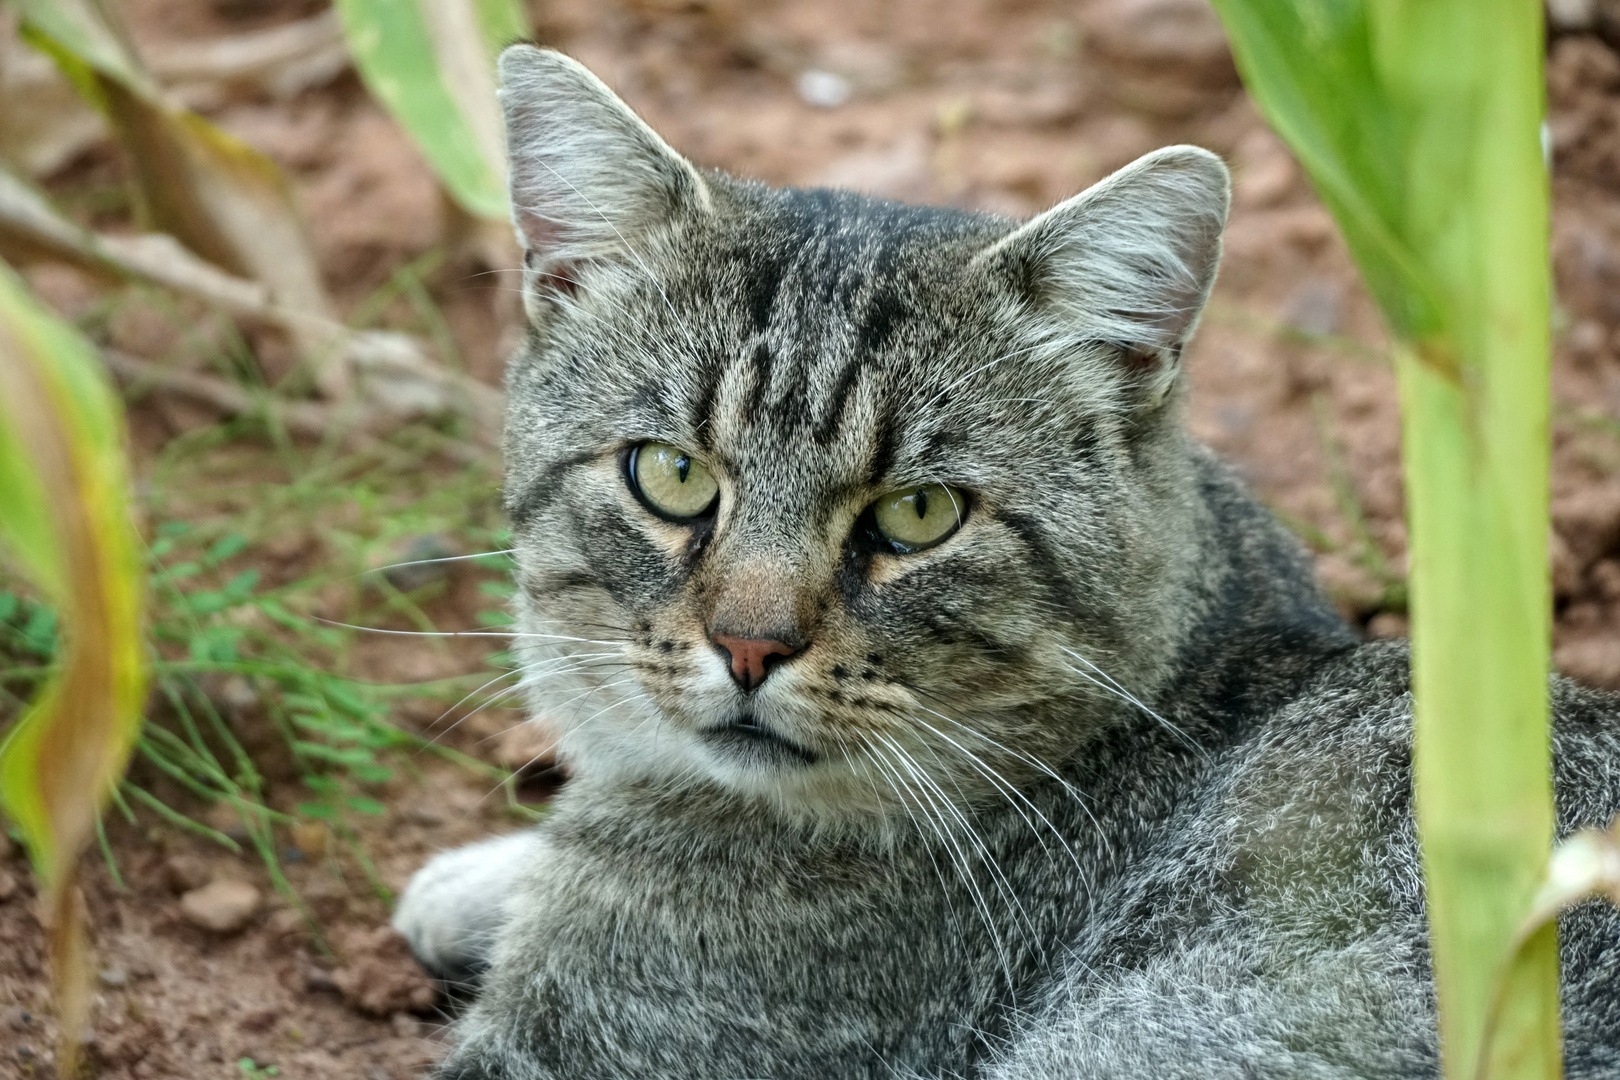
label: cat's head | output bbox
[496,46,1229,820]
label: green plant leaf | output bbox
[1208,2,1558,1078]
[207,533,249,563]
[333,0,526,219]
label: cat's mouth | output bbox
[699,715,819,767]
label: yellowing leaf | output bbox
[0,257,147,1078]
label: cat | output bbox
[392,44,1620,1079]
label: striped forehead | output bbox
[683,188,996,488]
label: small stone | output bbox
[0,869,16,902]
[214,675,258,714]
[390,1012,420,1038]
[1366,612,1408,639]
[179,879,261,933]
[98,967,128,987]
[266,907,307,940]
[291,822,330,859]
[1567,319,1608,361]
[115,934,160,980]
[1554,484,1620,566]
[202,803,251,845]
[796,69,852,108]
[1283,278,1344,338]
[404,801,446,827]
[305,966,341,994]
[240,1006,282,1033]
[162,854,212,895]
[3,1006,33,1030]
[1549,0,1594,31]
[1592,558,1620,602]
[382,535,459,593]
[1556,632,1620,689]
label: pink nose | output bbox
[710,632,798,691]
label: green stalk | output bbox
[1379,5,1558,1075]
[1209,1,1558,1077]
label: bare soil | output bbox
[6,1,1620,1076]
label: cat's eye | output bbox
[870,483,967,552]
[627,442,720,521]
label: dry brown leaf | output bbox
[16,0,347,395]
[143,9,350,101]
[0,164,502,438]
[0,10,106,177]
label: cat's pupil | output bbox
[913,489,929,519]
[676,455,691,483]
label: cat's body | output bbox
[394,46,1620,1079]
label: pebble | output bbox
[179,879,262,933]
[382,534,459,593]
[98,967,128,988]
[305,966,341,994]
[796,69,852,108]
[1366,612,1409,640]
[0,868,17,902]
[266,907,307,939]
[162,854,212,895]
[291,822,330,859]
[404,801,446,827]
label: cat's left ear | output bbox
[976,146,1230,406]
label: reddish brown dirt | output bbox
[6,1,1620,1077]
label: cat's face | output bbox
[497,47,1229,819]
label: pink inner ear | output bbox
[541,263,582,298]
[516,206,564,257]
[517,209,582,298]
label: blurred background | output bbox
[2,0,1620,1075]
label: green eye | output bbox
[871,483,967,552]
[628,442,719,520]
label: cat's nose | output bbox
[709,632,798,691]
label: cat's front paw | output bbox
[392,830,544,986]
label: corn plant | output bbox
[0,257,147,1078]
[1206,2,1558,1078]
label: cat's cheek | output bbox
[864,553,914,589]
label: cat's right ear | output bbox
[497,46,711,310]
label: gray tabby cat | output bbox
[393,44,1620,1079]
